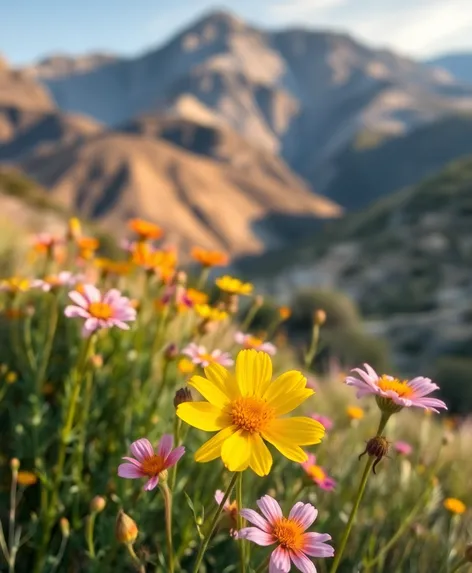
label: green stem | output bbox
[192,473,238,573]
[236,473,246,573]
[35,294,58,394]
[450,559,467,573]
[126,543,145,573]
[304,324,320,369]
[86,513,97,559]
[160,483,175,573]
[8,469,17,562]
[197,267,210,290]
[170,418,182,491]
[329,412,391,573]
[255,555,270,573]
[241,300,259,333]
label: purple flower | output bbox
[311,414,333,432]
[345,364,447,413]
[238,495,334,573]
[394,441,413,456]
[117,435,185,491]
[301,454,336,491]
[64,284,136,336]
[33,271,81,292]
[182,343,234,367]
[234,332,276,355]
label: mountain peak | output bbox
[187,7,250,35]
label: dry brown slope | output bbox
[21,132,341,255]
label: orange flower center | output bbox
[245,336,263,349]
[140,454,165,477]
[306,464,326,482]
[273,518,304,551]
[88,302,113,320]
[230,397,274,434]
[377,375,414,398]
[199,353,215,363]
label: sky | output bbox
[1,0,472,65]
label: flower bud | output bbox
[115,510,138,545]
[164,343,178,361]
[359,436,390,474]
[67,217,82,241]
[254,295,264,308]
[314,309,326,326]
[226,294,239,314]
[174,387,193,409]
[90,495,106,514]
[90,354,104,369]
[60,517,70,538]
[158,469,168,483]
[465,543,472,563]
[10,458,20,471]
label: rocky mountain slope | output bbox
[19,131,341,255]
[427,53,472,84]
[239,156,472,372]
[26,10,472,208]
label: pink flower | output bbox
[117,435,185,491]
[345,363,447,413]
[301,454,336,491]
[238,495,334,573]
[215,490,238,535]
[311,414,333,432]
[33,271,81,292]
[394,441,413,456]
[64,284,136,336]
[234,332,276,355]
[182,343,234,367]
[161,284,193,308]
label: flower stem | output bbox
[450,559,467,573]
[304,324,320,369]
[192,473,238,573]
[126,543,145,573]
[255,555,270,573]
[160,482,175,573]
[170,417,182,491]
[241,299,259,332]
[236,472,246,573]
[86,513,97,559]
[329,412,391,573]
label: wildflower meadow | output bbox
[0,218,471,573]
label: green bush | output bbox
[432,356,472,414]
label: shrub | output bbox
[432,356,472,414]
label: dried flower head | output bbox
[359,436,390,474]
[174,388,193,409]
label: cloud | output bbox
[271,0,348,18]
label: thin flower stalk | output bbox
[236,473,246,573]
[85,513,97,560]
[160,482,175,573]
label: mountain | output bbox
[427,53,472,84]
[23,53,121,79]
[28,10,472,208]
[238,156,472,373]
[19,131,341,255]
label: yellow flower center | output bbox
[199,353,215,363]
[140,454,165,477]
[245,336,263,348]
[88,302,113,320]
[306,464,326,482]
[377,375,414,398]
[230,397,274,434]
[273,518,304,551]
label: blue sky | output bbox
[2,0,472,65]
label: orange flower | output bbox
[77,237,99,260]
[131,244,176,280]
[346,405,364,420]
[95,258,131,276]
[444,498,466,515]
[128,218,163,241]
[279,306,291,321]
[17,471,38,486]
[186,288,209,305]
[191,247,229,267]
[177,358,195,375]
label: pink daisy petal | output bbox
[64,306,89,319]
[118,463,145,479]
[237,527,275,546]
[239,509,272,533]
[68,291,88,308]
[289,502,318,531]
[290,550,317,573]
[130,439,154,461]
[144,475,159,491]
[121,456,143,468]
[270,546,291,573]
[215,490,226,507]
[158,434,174,459]
[83,317,99,333]
[257,496,283,526]
[82,284,101,303]
[302,533,334,557]
[165,446,186,467]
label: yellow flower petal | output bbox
[204,363,240,400]
[266,417,325,446]
[236,350,272,397]
[248,433,273,476]
[195,426,237,463]
[267,388,314,416]
[177,402,231,431]
[263,370,309,409]
[261,427,308,463]
[221,429,251,472]
[188,375,231,409]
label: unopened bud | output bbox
[226,294,239,314]
[67,217,82,241]
[159,469,168,483]
[115,510,138,545]
[10,458,20,471]
[90,354,104,369]
[314,309,326,326]
[60,517,70,538]
[90,495,106,514]
[254,295,264,308]
[465,543,472,563]
[164,343,178,361]
[176,271,187,286]
[359,436,390,474]
[174,388,193,409]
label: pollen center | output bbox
[230,397,274,434]
[378,375,414,398]
[88,302,113,320]
[245,336,263,348]
[306,464,326,482]
[200,353,215,363]
[273,518,304,551]
[140,454,165,477]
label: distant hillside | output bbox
[239,156,472,372]
[20,131,341,256]
[427,53,472,84]
[23,53,120,79]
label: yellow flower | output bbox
[191,247,229,267]
[77,237,99,260]
[347,405,364,420]
[215,275,253,296]
[67,217,82,240]
[186,288,209,305]
[177,350,324,476]
[17,471,38,486]
[0,278,31,293]
[128,218,163,241]
[279,306,291,321]
[444,498,466,515]
[95,258,131,276]
[178,358,196,375]
[194,304,228,322]
[5,372,17,384]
